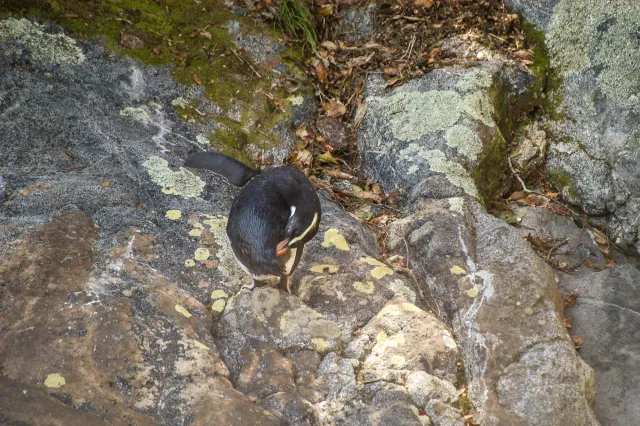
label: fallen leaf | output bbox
[295,149,313,166]
[564,288,579,309]
[572,335,583,349]
[351,191,382,202]
[329,169,355,180]
[606,259,616,267]
[198,30,212,39]
[316,62,328,83]
[120,31,144,49]
[322,99,346,118]
[385,77,401,88]
[193,74,202,85]
[413,0,434,7]
[320,40,338,51]
[295,123,309,139]
[383,67,398,75]
[101,179,110,188]
[563,316,572,329]
[317,151,339,165]
[508,191,527,201]
[317,4,333,17]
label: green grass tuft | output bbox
[277,0,317,51]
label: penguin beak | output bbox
[276,239,290,257]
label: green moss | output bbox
[547,169,577,198]
[472,131,508,201]
[1,0,304,159]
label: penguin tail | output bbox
[184,151,261,187]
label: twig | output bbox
[546,238,569,260]
[507,156,580,217]
[229,48,261,78]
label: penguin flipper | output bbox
[184,152,260,187]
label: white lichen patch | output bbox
[374,90,463,141]
[171,97,189,108]
[547,0,640,101]
[189,228,202,237]
[455,68,494,92]
[44,373,66,388]
[399,146,479,198]
[0,18,85,66]
[448,197,465,214]
[445,125,483,161]
[388,279,417,303]
[144,156,205,198]
[461,91,495,127]
[184,259,196,267]
[119,106,150,124]
[195,134,210,145]
[288,95,305,106]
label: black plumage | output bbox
[184,152,321,292]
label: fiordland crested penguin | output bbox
[184,151,321,293]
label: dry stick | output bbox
[507,156,580,217]
[546,238,569,260]
[229,48,261,78]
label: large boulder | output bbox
[358,63,598,424]
[505,0,640,254]
[559,264,640,426]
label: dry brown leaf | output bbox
[413,0,434,8]
[385,77,401,88]
[295,149,313,166]
[383,67,398,75]
[329,170,355,180]
[322,99,346,118]
[563,316,572,329]
[508,191,527,201]
[295,123,309,139]
[198,30,212,39]
[316,62,328,84]
[120,31,144,49]
[317,4,333,17]
[351,191,382,202]
[572,336,583,349]
[193,74,202,85]
[101,179,110,188]
[320,40,338,51]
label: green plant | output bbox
[277,0,317,51]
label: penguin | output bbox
[184,151,321,293]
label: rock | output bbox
[316,116,350,151]
[0,175,5,200]
[558,264,640,426]
[340,3,377,43]
[347,297,460,385]
[358,62,517,201]
[406,371,464,426]
[515,206,607,270]
[506,0,640,254]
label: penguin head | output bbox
[276,206,320,256]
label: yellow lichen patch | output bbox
[361,257,393,279]
[161,187,176,195]
[311,337,330,352]
[211,299,226,313]
[193,340,210,351]
[390,355,407,367]
[402,303,421,312]
[309,264,340,273]
[376,330,388,344]
[194,248,210,261]
[189,228,202,237]
[175,304,192,318]
[321,228,350,251]
[450,265,466,275]
[193,222,204,229]
[184,259,196,267]
[467,287,479,298]
[166,210,182,220]
[210,290,229,300]
[377,304,402,318]
[353,281,375,294]
[44,373,66,388]
[202,214,228,230]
